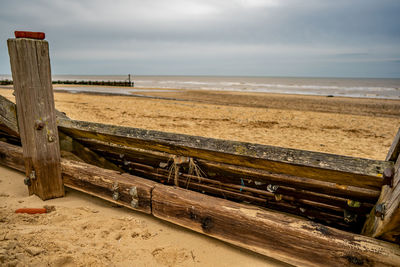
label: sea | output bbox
[1,75,399,99]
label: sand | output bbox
[2,88,399,159]
[0,166,284,267]
[1,87,400,266]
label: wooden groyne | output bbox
[0,78,134,87]
[1,32,399,266]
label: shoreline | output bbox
[1,84,400,100]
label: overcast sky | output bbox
[1,0,399,77]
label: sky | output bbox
[0,0,399,77]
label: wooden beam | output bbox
[58,118,391,190]
[362,156,400,243]
[387,127,400,162]
[0,94,19,137]
[0,140,399,266]
[152,186,400,266]
[59,132,122,172]
[75,138,381,203]
[8,38,64,200]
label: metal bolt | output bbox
[34,120,44,130]
[267,184,279,193]
[112,191,119,201]
[48,134,55,142]
[131,199,139,208]
[383,167,394,187]
[29,170,36,180]
[375,203,385,220]
[129,187,138,198]
[24,177,31,186]
[112,182,119,191]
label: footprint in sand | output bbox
[151,247,190,266]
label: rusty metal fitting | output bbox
[129,186,139,208]
[47,134,55,142]
[24,177,31,186]
[131,199,139,208]
[267,184,279,193]
[375,203,385,220]
[34,120,44,130]
[112,191,119,201]
[129,187,138,198]
[383,167,395,187]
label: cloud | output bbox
[0,0,399,77]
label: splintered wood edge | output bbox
[386,127,400,162]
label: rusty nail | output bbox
[375,203,385,220]
[383,167,395,187]
[24,177,31,186]
[34,120,44,130]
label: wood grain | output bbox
[57,118,391,190]
[0,95,18,137]
[386,127,400,162]
[362,156,400,242]
[152,185,400,266]
[7,38,64,199]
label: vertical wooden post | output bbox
[7,37,64,200]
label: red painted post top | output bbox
[14,31,45,40]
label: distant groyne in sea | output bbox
[0,79,134,87]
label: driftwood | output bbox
[0,140,399,266]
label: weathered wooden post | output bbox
[7,31,64,200]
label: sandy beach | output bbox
[1,88,400,266]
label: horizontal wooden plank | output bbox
[78,139,381,203]
[58,118,391,190]
[152,185,400,266]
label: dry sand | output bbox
[3,87,399,159]
[1,87,400,266]
[1,166,283,267]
